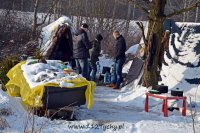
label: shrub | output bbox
[0,55,19,90]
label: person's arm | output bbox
[92,41,101,56]
[82,32,91,49]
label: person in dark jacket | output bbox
[107,30,126,89]
[73,23,91,80]
[89,34,103,81]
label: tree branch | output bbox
[36,2,55,26]
[136,21,147,45]
[166,0,200,18]
[142,0,151,3]
[128,0,149,14]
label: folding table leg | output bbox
[145,95,149,112]
[164,99,168,117]
[182,98,186,116]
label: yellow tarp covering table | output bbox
[6,61,95,109]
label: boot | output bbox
[112,85,120,90]
[106,83,116,87]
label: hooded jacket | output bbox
[73,29,91,59]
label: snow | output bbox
[1,22,200,132]
[125,44,139,55]
[21,60,81,88]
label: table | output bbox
[145,92,187,117]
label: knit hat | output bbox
[81,23,89,29]
[96,34,103,41]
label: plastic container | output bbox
[104,71,111,84]
[96,61,101,74]
[63,68,72,74]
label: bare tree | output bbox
[32,0,55,39]
[21,0,24,11]
[129,0,200,87]
[195,7,199,22]
[183,0,187,22]
[124,1,132,38]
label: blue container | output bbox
[104,71,111,84]
[96,61,101,74]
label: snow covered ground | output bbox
[1,22,200,133]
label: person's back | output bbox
[73,29,90,59]
[89,34,103,81]
[90,35,102,63]
[73,23,90,80]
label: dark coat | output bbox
[90,39,101,63]
[73,29,91,59]
[115,35,126,60]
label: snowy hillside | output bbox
[1,22,200,133]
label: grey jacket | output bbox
[73,29,91,59]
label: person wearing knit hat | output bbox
[81,23,89,29]
[89,34,103,81]
[73,23,91,80]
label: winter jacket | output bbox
[90,39,101,63]
[114,35,126,60]
[73,29,91,59]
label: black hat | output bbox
[96,34,103,41]
[81,23,89,29]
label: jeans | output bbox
[75,58,89,80]
[111,58,125,87]
[89,62,97,81]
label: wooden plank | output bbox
[124,57,143,84]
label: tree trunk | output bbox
[142,0,166,87]
[12,0,15,12]
[21,0,24,11]
[57,0,61,18]
[32,0,40,39]
[124,1,132,38]
[111,0,117,30]
[195,7,199,22]
[186,1,191,22]
[53,0,59,20]
[182,0,187,22]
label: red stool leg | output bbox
[162,100,165,112]
[182,98,186,116]
[145,95,149,112]
[164,99,168,117]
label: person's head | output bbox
[113,30,120,39]
[80,23,89,32]
[96,34,103,41]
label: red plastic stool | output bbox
[145,93,187,117]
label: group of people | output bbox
[72,23,127,89]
